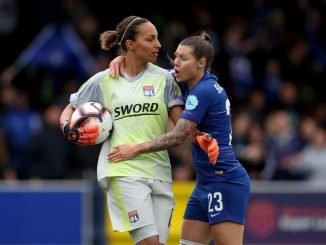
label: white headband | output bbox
[118,17,141,45]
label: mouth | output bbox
[152,51,159,57]
[173,69,179,77]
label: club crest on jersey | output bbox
[143,86,155,97]
[185,95,198,110]
[128,210,139,223]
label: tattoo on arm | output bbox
[138,119,197,154]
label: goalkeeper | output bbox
[108,31,250,245]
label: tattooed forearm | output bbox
[137,119,197,154]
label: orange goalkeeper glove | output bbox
[195,132,219,165]
[61,119,99,146]
[68,125,99,146]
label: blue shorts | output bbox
[183,173,250,225]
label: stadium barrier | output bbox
[106,181,326,245]
[0,180,93,245]
[1,180,326,245]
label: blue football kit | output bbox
[179,71,250,225]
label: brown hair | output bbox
[99,16,149,52]
[179,31,214,70]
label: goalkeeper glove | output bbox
[60,120,99,146]
[61,120,71,139]
[195,132,219,165]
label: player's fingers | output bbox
[78,134,98,144]
[80,125,99,134]
[107,153,121,162]
[108,150,118,157]
[109,69,114,77]
[108,148,121,157]
[208,141,219,165]
[109,62,118,77]
[204,133,214,141]
[119,63,125,77]
[209,151,218,165]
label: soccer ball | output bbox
[70,102,113,145]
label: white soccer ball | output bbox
[70,102,113,145]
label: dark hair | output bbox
[99,16,149,52]
[179,31,214,70]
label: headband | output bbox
[118,17,141,45]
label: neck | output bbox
[188,71,205,91]
[124,54,148,77]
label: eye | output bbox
[179,55,188,61]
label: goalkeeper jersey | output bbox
[179,71,247,182]
[70,63,184,182]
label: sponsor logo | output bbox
[111,92,118,100]
[214,170,224,175]
[114,103,159,119]
[143,86,155,97]
[185,95,198,110]
[246,199,278,239]
[210,212,220,218]
[128,210,139,223]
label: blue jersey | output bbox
[179,71,250,225]
[179,71,247,182]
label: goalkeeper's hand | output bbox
[195,132,219,165]
[60,120,99,146]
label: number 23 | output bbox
[208,192,223,212]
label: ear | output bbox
[125,40,134,50]
[198,58,206,69]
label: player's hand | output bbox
[195,132,219,165]
[109,56,125,77]
[68,125,99,146]
[108,144,139,162]
[61,119,99,146]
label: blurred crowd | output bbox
[1,0,326,183]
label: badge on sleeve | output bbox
[185,95,198,110]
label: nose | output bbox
[173,58,179,66]
[155,39,161,49]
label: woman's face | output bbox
[173,45,202,83]
[130,22,161,64]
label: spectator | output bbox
[262,110,305,180]
[286,127,326,181]
[1,85,42,179]
[26,103,73,179]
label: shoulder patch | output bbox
[185,95,198,110]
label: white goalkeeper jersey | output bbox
[70,63,184,183]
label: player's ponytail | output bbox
[99,31,119,50]
[100,16,149,52]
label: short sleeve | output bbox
[164,74,184,109]
[70,72,106,108]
